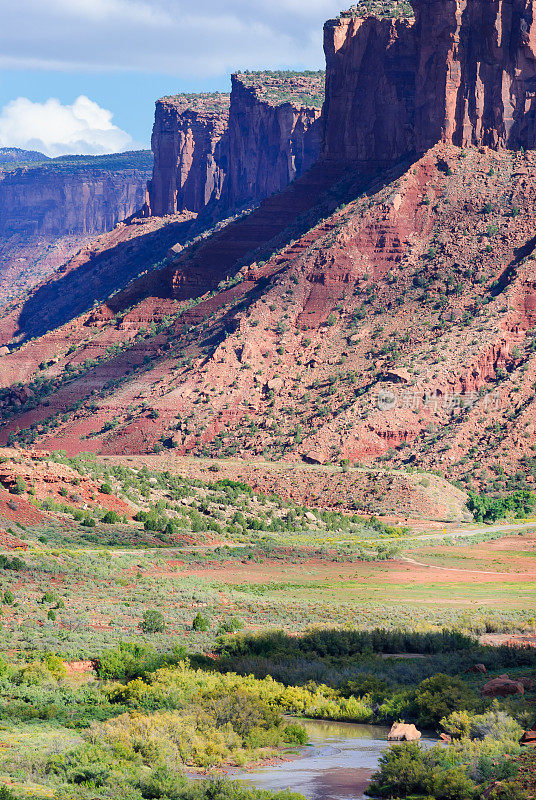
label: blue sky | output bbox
[0,0,344,156]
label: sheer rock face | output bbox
[0,167,149,238]
[413,0,536,151]
[322,15,417,167]
[147,74,324,217]
[147,95,230,216]
[225,74,323,207]
[322,0,536,165]
[0,160,152,302]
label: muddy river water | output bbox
[237,719,436,800]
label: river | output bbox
[237,719,435,800]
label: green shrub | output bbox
[217,617,244,635]
[283,723,308,744]
[140,610,166,634]
[432,768,476,800]
[485,782,529,800]
[366,741,433,797]
[0,555,25,571]
[412,674,480,728]
[11,476,27,495]
[193,612,210,632]
[102,510,119,524]
[96,643,185,681]
[0,787,19,800]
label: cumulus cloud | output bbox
[0,0,344,76]
[0,96,136,157]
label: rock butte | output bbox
[324,0,536,167]
[146,72,324,217]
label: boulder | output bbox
[466,663,487,675]
[303,450,327,465]
[384,368,411,384]
[387,722,421,742]
[481,676,524,698]
[520,727,536,746]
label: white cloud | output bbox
[0,0,344,77]
[0,96,136,157]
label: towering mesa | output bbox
[413,0,536,152]
[147,94,230,217]
[323,0,536,165]
[147,72,324,217]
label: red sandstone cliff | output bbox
[0,153,152,239]
[146,94,230,216]
[226,72,323,207]
[4,2,536,485]
[147,73,324,217]
[413,0,536,152]
[323,0,536,164]
[322,14,416,167]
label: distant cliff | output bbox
[0,151,152,238]
[0,150,153,302]
[147,72,324,217]
[322,0,536,165]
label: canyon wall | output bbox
[323,0,536,165]
[0,165,150,239]
[146,94,230,216]
[322,14,417,167]
[147,72,324,217]
[0,151,153,302]
[412,0,536,152]
[225,72,324,207]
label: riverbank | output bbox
[235,720,436,800]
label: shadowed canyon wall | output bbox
[0,164,150,239]
[147,72,324,217]
[322,14,417,167]
[0,152,153,302]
